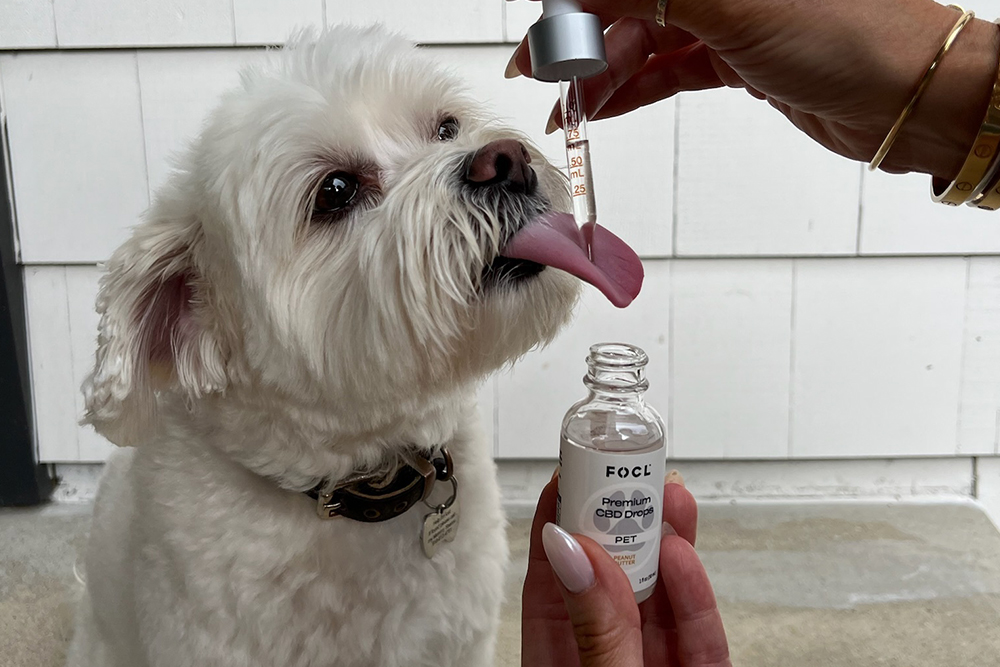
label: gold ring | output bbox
[655,0,668,27]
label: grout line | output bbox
[994,408,1000,455]
[856,162,865,255]
[492,375,500,458]
[500,0,508,43]
[786,259,798,458]
[972,456,980,498]
[59,266,82,460]
[671,96,681,257]
[667,259,675,459]
[50,0,60,47]
[956,257,973,454]
[132,51,153,206]
[229,0,238,44]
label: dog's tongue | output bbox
[500,212,643,308]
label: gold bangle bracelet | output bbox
[968,19,1000,210]
[971,165,1000,209]
[869,6,976,172]
[933,31,1000,206]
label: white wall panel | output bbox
[791,258,967,458]
[860,170,1000,254]
[504,0,539,42]
[0,0,57,48]
[496,261,671,459]
[24,267,77,462]
[25,266,111,462]
[479,376,498,457]
[671,259,792,459]
[63,267,109,460]
[434,45,675,256]
[324,0,503,44]
[959,258,1000,455]
[52,0,234,47]
[978,456,1000,530]
[137,49,265,193]
[2,51,148,264]
[675,89,860,257]
[233,0,323,45]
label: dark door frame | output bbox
[0,113,53,506]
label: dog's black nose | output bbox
[464,139,537,193]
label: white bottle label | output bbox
[557,440,665,594]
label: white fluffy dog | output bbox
[67,25,639,667]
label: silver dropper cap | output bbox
[528,6,608,82]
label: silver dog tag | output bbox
[421,476,460,558]
[422,502,460,558]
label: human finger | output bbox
[662,471,697,547]
[659,535,731,667]
[591,43,731,121]
[542,523,644,667]
[521,473,579,665]
[540,19,699,131]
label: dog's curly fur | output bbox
[66,26,579,667]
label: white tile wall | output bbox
[0,0,57,48]
[1,51,149,264]
[958,258,1000,455]
[137,48,266,193]
[479,376,498,457]
[503,0,539,43]
[978,456,1000,530]
[324,0,504,44]
[675,88,860,257]
[671,259,793,459]
[6,7,1000,467]
[24,266,111,462]
[52,0,235,48]
[860,169,1000,255]
[233,0,323,45]
[496,260,672,459]
[791,258,968,458]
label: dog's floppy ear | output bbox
[83,205,229,447]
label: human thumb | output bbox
[541,523,643,667]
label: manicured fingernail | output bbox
[504,48,521,78]
[550,465,560,483]
[542,523,595,594]
[665,469,685,487]
[662,521,677,536]
[544,103,560,134]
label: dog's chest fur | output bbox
[72,411,507,667]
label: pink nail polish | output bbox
[542,523,595,594]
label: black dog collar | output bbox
[307,449,453,523]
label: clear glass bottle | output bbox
[557,343,666,602]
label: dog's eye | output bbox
[314,172,359,213]
[437,117,460,142]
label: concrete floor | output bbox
[3,501,1000,667]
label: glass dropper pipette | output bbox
[559,76,597,255]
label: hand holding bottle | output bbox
[521,470,731,667]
